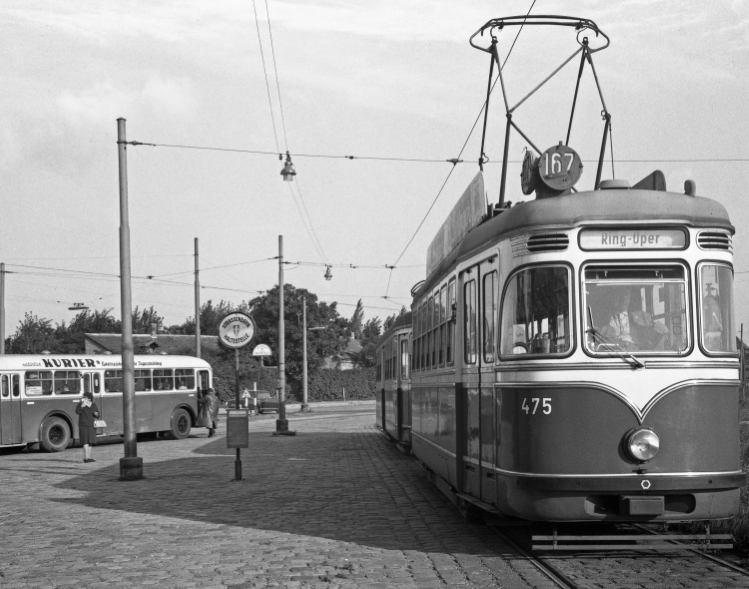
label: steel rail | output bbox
[486,522,583,589]
[631,523,749,576]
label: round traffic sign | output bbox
[218,312,255,349]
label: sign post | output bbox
[219,312,256,481]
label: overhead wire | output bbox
[251,0,281,153]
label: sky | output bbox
[1,0,748,338]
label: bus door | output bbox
[82,372,105,430]
[198,370,210,395]
[0,374,22,445]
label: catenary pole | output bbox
[194,237,201,358]
[302,296,308,412]
[276,235,289,433]
[117,118,143,480]
[0,262,5,355]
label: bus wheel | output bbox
[169,408,192,440]
[40,417,71,452]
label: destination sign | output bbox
[579,228,686,250]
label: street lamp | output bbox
[280,151,296,182]
[301,295,325,413]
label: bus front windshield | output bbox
[584,265,689,354]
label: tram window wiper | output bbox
[587,306,645,369]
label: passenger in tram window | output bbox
[600,287,669,350]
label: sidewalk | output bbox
[0,406,547,588]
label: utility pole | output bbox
[302,296,308,412]
[0,262,5,355]
[275,235,292,435]
[117,118,143,480]
[194,237,201,359]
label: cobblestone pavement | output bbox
[0,406,552,589]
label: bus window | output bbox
[483,271,497,362]
[1,375,8,397]
[464,279,477,364]
[55,371,81,394]
[154,369,174,391]
[501,266,570,356]
[583,265,688,355]
[25,371,53,395]
[699,264,735,354]
[175,369,194,390]
[135,370,153,392]
[93,373,101,393]
[83,374,91,394]
[104,370,123,393]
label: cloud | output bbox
[57,75,196,127]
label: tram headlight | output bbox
[625,427,660,462]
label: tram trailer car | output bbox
[0,354,212,452]
[398,171,745,523]
[375,312,412,447]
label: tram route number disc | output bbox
[219,312,256,349]
[537,143,583,191]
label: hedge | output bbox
[305,367,376,402]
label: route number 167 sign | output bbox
[538,143,582,191]
[218,312,256,349]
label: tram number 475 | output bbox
[521,398,552,415]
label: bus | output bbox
[0,354,212,452]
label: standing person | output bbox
[75,392,100,463]
[198,388,220,437]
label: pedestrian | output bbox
[197,387,220,437]
[75,392,100,463]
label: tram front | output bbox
[495,181,744,522]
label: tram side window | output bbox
[432,291,439,367]
[55,371,80,394]
[420,300,427,370]
[464,279,478,364]
[401,337,410,378]
[175,369,195,390]
[700,264,736,354]
[25,371,53,395]
[105,370,123,393]
[439,285,447,366]
[154,369,174,391]
[500,266,570,356]
[2,375,8,397]
[483,271,497,362]
[447,279,456,364]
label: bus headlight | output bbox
[625,427,660,462]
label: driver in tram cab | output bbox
[600,287,669,350]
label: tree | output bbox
[355,316,383,367]
[56,308,120,353]
[7,313,60,354]
[180,300,244,336]
[132,306,164,334]
[349,299,364,339]
[245,284,348,381]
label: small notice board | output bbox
[226,410,249,448]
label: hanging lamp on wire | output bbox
[324,265,332,281]
[280,151,297,182]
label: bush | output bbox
[306,367,376,402]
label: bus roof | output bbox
[415,188,733,300]
[0,354,212,371]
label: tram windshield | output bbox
[584,265,688,355]
[698,263,736,354]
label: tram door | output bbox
[462,256,499,504]
[0,374,22,445]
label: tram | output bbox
[375,16,745,522]
[375,312,412,446]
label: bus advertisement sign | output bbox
[579,228,686,251]
[219,313,256,349]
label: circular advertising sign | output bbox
[252,344,272,357]
[537,143,583,191]
[218,312,256,349]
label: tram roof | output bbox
[414,189,733,301]
[376,311,413,349]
